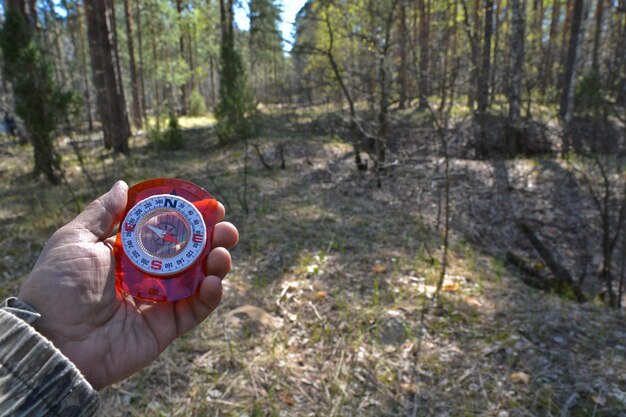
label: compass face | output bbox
[121,194,207,277]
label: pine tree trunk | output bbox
[135,0,148,124]
[417,0,430,109]
[188,27,195,93]
[84,0,130,153]
[398,0,408,109]
[45,0,68,92]
[591,0,604,73]
[106,0,130,135]
[123,0,142,129]
[531,0,544,101]
[617,2,626,106]
[508,0,526,123]
[540,0,561,100]
[558,0,574,92]
[177,0,188,115]
[467,0,481,109]
[149,1,161,120]
[478,0,494,113]
[491,0,502,103]
[559,0,587,125]
[61,0,94,131]
[209,54,216,107]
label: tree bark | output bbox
[397,0,408,109]
[417,0,430,109]
[106,0,129,134]
[617,2,626,106]
[540,0,561,100]
[149,0,161,120]
[62,0,94,131]
[508,0,526,123]
[490,0,501,103]
[135,0,148,123]
[478,0,494,113]
[559,0,587,126]
[177,0,188,115]
[558,0,574,92]
[84,0,130,153]
[591,0,604,73]
[123,0,143,129]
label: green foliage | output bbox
[249,0,283,64]
[188,89,207,116]
[149,114,184,150]
[575,74,607,118]
[0,7,70,184]
[216,33,257,143]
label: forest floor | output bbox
[0,110,625,417]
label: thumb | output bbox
[66,181,129,242]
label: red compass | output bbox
[114,178,219,302]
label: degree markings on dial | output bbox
[121,194,207,276]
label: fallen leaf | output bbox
[314,290,327,300]
[399,383,418,394]
[442,282,460,292]
[510,372,530,384]
[591,395,607,406]
[464,296,482,307]
[224,305,284,329]
[280,392,296,406]
[372,264,387,274]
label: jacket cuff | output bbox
[0,309,99,416]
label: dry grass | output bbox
[0,113,624,417]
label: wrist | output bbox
[0,300,100,414]
[0,296,41,325]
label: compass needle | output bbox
[162,231,180,244]
[147,224,166,238]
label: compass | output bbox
[114,179,219,302]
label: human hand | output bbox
[18,181,238,390]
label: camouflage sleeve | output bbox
[0,298,99,417]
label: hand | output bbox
[18,181,238,390]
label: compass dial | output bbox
[121,194,207,277]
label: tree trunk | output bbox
[135,0,148,124]
[209,55,216,107]
[559,0,587,126]
[478,0,494,113]
[397,0,408,109]
[540,0,561,100]
[467,0,481,109]
[417,0,430,109]
[45,0,68,91]
[62,0,94,132]
[617,2,626,106]
[84,0,130,153]
[591,0,604,73]
[106,0,129,134]
[509,0,526,123]
[123,0,142,129]
[149,1,161,120]
[188,24,196,93]
[491,0,502,103]
[177,0,188,115]
[558,0,574,92]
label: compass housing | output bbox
[114,178,219,302]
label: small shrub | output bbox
[149,114,184,150]
[189,89,207,116]
[575,74,606,118]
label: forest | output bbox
[0,0,625,415]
